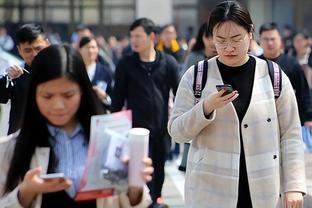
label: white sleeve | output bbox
[168,65,215,143]
[0,187,24,208]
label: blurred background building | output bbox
[0,0,310,45]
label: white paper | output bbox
[128,128,149,187]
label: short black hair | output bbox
[259,22,280,35]
[75,24,91,33]
[160,23,176,33]
[293,29,310,40]
[79,36,93,48]
[15,23,46,45]
[154,25,162,34]
[192,22,211,52]
[129,18,155,35]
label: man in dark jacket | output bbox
[258,22,312,127]
[0,23,50,134]
[111,18,180,208]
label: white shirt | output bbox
[86,63,97,81]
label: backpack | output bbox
[192,59,282,104]
[178,59,282,173]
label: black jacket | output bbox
[111,51,180,137]
[259,54,312,124]
[0,64,30,134]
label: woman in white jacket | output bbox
[168,1,306,208]
[0,44,152,208]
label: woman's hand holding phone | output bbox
[18,167,72,207]
[203,85,239,116]
[216,84,234,96]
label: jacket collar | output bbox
[132,50,162,67]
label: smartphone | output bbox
[216,84,234,96]
[40,173,65,180]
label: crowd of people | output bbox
[0,0,311,207]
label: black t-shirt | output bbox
[217,57,256,122]
[139,58,157,75]
[217,56,256,208]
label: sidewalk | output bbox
[162,159,185,208]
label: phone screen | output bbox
[216,84,234,96]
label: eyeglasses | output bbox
[214,34,248,49]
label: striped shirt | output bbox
[47,123,88,198]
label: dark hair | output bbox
[291,29,311,57]
[129,18,155,35]
[191,22,211,52]
[160,23,176,33]
[207,1,253,35]
[79,36,95,48]
[154,25,162,34]
[259,22,280,35]
[16,23,46,45]
[75,24,91,33]
[293,29,310,40]
[4,44,104,194]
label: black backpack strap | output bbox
[266,60,282,99]
[193,60,208,104]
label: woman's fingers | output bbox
[24,167,42,180]
[49,179,72,191]
[141,157,153,183]
[39,179,72,193]
[22,167,72,194]
[92,86,107,99]
[214,91,239,107]
[226,91,239,102]
[284,192,303,208]
[141,167,153,182]
[220,90,238,101]
[142,157,152,166]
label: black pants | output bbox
[147,134,166,202]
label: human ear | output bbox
[150,32,156,41]
[45,38,51,46]
[17,45,22,55]
[249,32,253,40]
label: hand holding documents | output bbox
[74,110,150,201]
